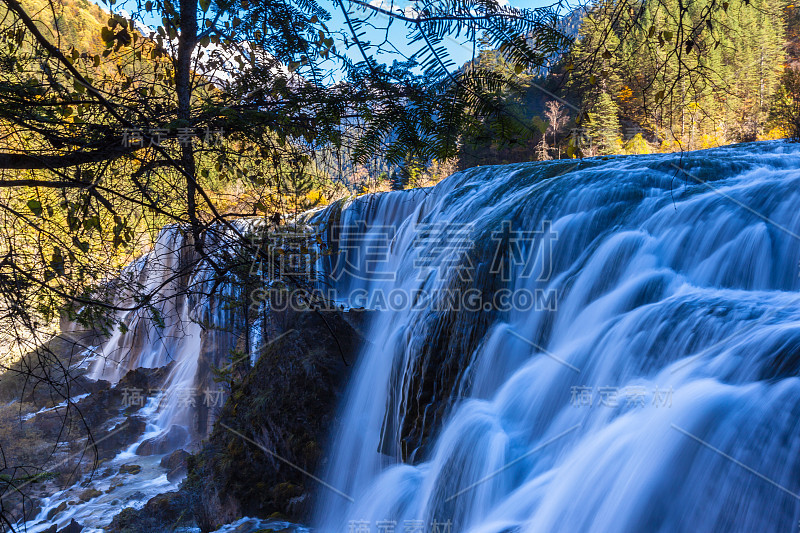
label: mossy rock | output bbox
[181,307,368,525]
[45,501,67,520]
[118,464,142,475]
[78,488,103,501]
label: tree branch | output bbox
[0,145,141,170]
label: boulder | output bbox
[135,425,189,456]
[160,449,190,482]
[95,415,147,460]
[72,375,111,396]
[57,519,83,533]
[78,488,102,502]
[46,501,67,520]
[118,464,142,475]
[107,492,191,532]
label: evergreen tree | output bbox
[586,90,622,155]
[568,0,786,148]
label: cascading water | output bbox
[20,141,800,532]
[25,222,262,532]
[89,226,204,431]
[312,141,800,532]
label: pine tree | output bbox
[568,0,786,148]
[586,90,622,155]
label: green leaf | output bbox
[72,237,90,253]
[50,248,64,276]
[199,0,210,12]
[117,29,131,45]
[663,30,673,41]
[83,215,100,231]
[26,199,42,217]
[514,64,523,75]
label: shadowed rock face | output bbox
[102,305,369,532]
[107,491,192,533]
[161,449,190,482]
[166,311,366,525]
[175,306,369,529]
[136,425,190,456]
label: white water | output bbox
[89,225,211,430]
[313,141,800,532]
[25,221,264,532]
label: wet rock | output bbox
[118,464,142,475]
[135,424,189,455]
[57,518,83,533]
[46,501,67,520]
[160,448,189,470]
[78,488,102,501]
[73,363,174,429]
[95,415,147,460]
[160,449,190,482]
[232,518,268,532]
[107,491,191,532]
[114,364,174,399]
[183,307,365,525]
[72,374,111,396]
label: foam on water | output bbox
[312,141,800,532]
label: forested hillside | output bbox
[460,0,795,164]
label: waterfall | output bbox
[88,225,204,431]
[27,221,264,532]
[312,141,800,532]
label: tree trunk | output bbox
[176,0,202,252]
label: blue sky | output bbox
[110,0,563,76]
[316,0,562,69]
